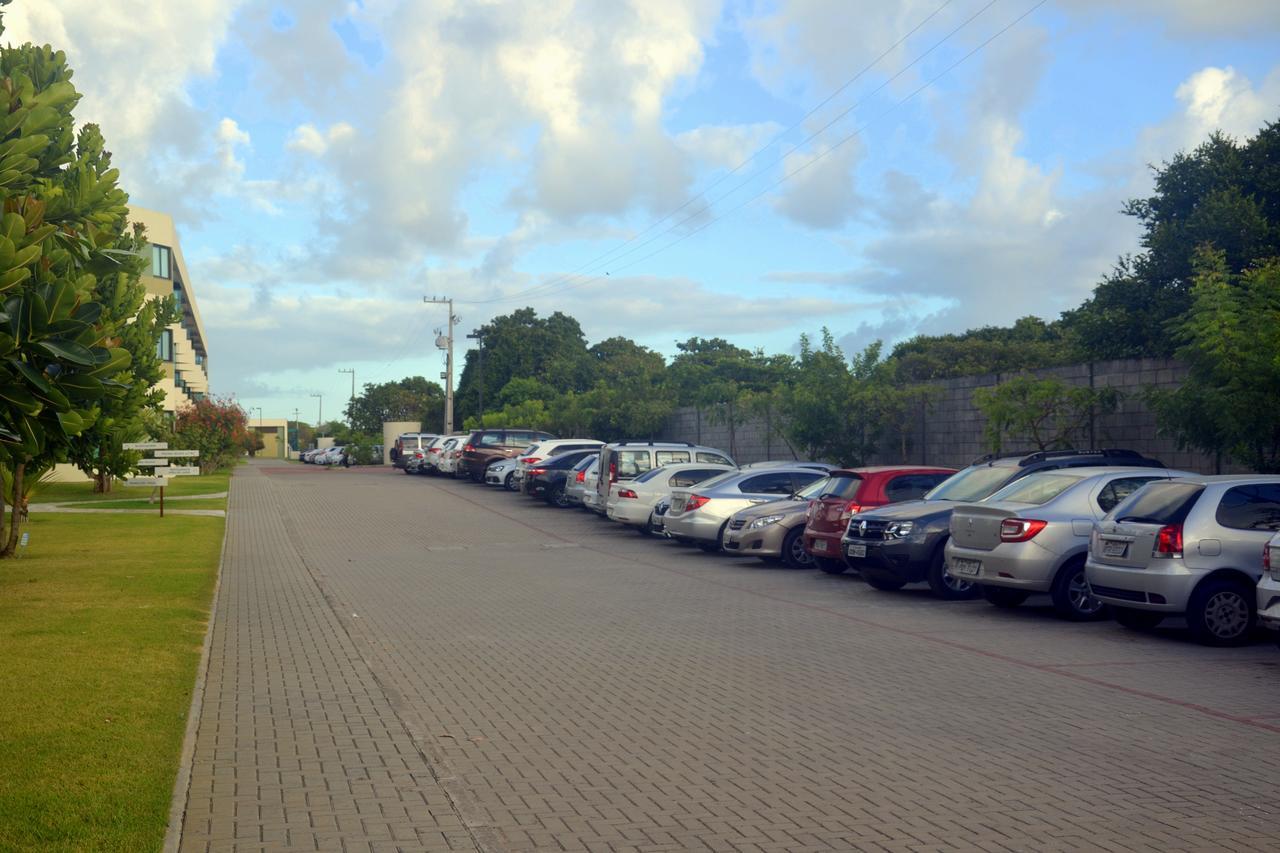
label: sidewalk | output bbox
[172,461,475,852]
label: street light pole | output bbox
[310,393,322,436]
[292,408,300,454]
[466,329,484,417]
[338,368,355,427]
[424,296,456,434]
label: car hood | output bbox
[732,498,808,521]
[853,499,953,523]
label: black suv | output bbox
[840,449,1165,600]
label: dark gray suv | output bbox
[840,449,1165,600]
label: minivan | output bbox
[594,441,735,506]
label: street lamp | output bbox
[292,407,300,455]
[338,368,355,427]
[466,330,485,416]
[310,393,322,436]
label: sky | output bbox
[5,1,1280,425]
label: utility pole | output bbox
[292,408,300,454]
[466,329,485,416]
[310,393,322,436]
[338,368,355,427]
[424,296,457,434]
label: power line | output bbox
[457,0,964,307]
[476,0,1049,307]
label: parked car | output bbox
[392,433,438,469]
[723,475,833,567]
[515,439,605,491]
[947,467,1193,620]
[1087,475,1280,645]
[802,466,957,574]
[650,497,672,536]
[666,466,827,552]
[318,446,346,466]
[606,462,737,533]
[582,459,607,514]
[419,435,452,474]
[440,438,468,478]
[525,450,604,505]
[485,457,519,489]
[1259,532,1280,640]
[595,441,735,507]
[458,428,555,482]
[564,456,599,508]
[403,447,430,474]
[841,449,1165,600]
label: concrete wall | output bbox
[659,357,1235,474]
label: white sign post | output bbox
[122,447,199,516]
[137,458,169,468]
[123,441,168,451]
[154,449,199,458]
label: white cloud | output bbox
[772,137,864,229]
[1139,66,1280,159]
[287,122,357,157]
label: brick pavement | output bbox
[176,459,1280,851]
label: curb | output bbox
[161,488,232,853]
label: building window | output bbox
[152,245,172,279]
[173,281,184,310]
[156,329,173,361]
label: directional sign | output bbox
[166,466,200,476]
[123,441,168,451]
[137,458,169,467]
[125,476,168,487]
[154,449,199,458]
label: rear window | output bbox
[884,473,949,502]
[633,467,669,484]
[925,466,1016,502]
[689,472,734,491]
[988,473,1086,506]
[696,452,733,465]
[1108,481,1204,525]
[817,474,862,500]
[796,477,831,500]
[738,472,796,495]
[545,452,590,468]
[573,456,596,472]
[1216,484,1280,531]
[615,450,654,478]
[670,468,727,488]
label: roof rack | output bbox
[612,440,696,447]
[969,450,1031,465]
[1016,448,1148,466]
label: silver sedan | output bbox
[946,466,1193,620]
[665,466,827,552]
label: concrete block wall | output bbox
[658,357,1234,474]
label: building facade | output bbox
[131,207,210,414]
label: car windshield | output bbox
[987,473,1085,505]
[816,474,861,500]
[796,477,831,500]
[924,465,1016,502]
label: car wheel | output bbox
[814,556,847,575]
[698,523,727,553]
[1112,607,1164,632]
[549,486,571,508]
[926,545,979,600]
[980,585,1029,609]
[1186,578,1256,646]
[781,527,813,569]
[504,472,517,491]
[1050,558,1107,621]
[861,569,906,591]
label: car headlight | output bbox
[748,514,786,529]
[884,521,914,539]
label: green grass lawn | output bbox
[36,470,230,505]
[0,509,225,851]
[71,498,229,512]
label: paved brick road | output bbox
[177,459,1280,852]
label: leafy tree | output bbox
[973,376,1119,453]
[891,316,1069,381]
[344,376,444,435]
[169,396,250,474]
[667,337,775,457]
[0,37,137,555]
[1148,250,1280,472]
[1064,122,1280,358]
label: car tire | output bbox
[781,527,813,569]
[1112,607,1165,632]
[1186,577,1256,646]
[1049,558,1108,621]
[861,569,906,591]
[548,486,571,508]
[814,556,847,575]
[504,473,517,491]
[980,585,1029,609]
[926,544,979,600]
[697,523,727,553]
[637,519,654,536]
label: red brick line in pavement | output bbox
[425,476,1280,738]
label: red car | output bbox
[802,466,956,573]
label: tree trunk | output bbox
[2,461,24,558]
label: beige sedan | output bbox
[723,477,831,568]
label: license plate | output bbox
[1103,540,1129,558]
[846,543,866,559]
[812,539,828,553]
[952,558,981,577]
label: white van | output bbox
[594,441,735,507]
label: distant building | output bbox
[130,206,211,414]
[250,418,290,459]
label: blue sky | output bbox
[8,0,1280,425]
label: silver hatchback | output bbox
[1087,475,1280,645]
[947,467,1192,620]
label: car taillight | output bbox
[685,494,710,511]
[1155,524,1183,556]
[838,500,863,521]
[528,468,547,477]
[618,489,638,499]
[463,444,474,452]
[575,470,586,483]
[520,456,541,464]
[999,518,1047,542]
[414,451,424,458]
